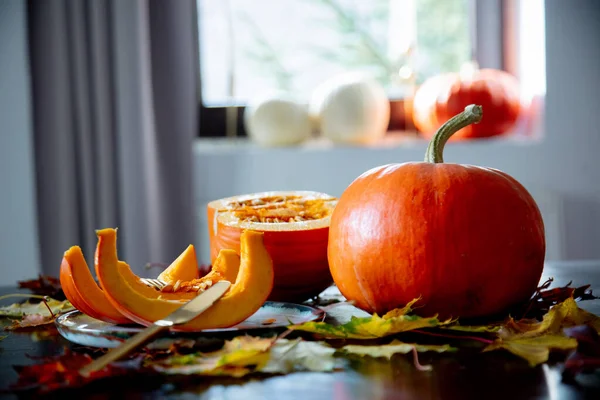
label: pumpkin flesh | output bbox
[95,228,274,331]
[157,244,199,284]
[207,191,336,302]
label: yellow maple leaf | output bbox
[483,335,578,366]
[482,297,597,366]
[499,297,600,339]
[290,299,453,339]
[149,335,275,376]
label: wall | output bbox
[0,1,41,282]
[198,0,599,264]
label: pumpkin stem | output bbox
[424,104,483,163]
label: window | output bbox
[196,0,545,138]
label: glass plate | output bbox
[55,301,324,348]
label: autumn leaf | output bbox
[149,335,275,377]
[18,275,65,300]
[261,339,341,374]
[561,324,600,380]
[0,298,73,318]
[519,278,598,319]
[340,340,456,360]
[148,336,343,377]
[499,297,600,339]
[10,349,129,393]
[481,297,598,366]
[483,335,577,366]
[443,324,501,333]
[290,298,453,339]
[6,313,55,331]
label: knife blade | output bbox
[80,280,231,376]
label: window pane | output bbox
[198,0,471,106]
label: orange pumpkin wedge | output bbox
[207,191,336,303]
[117,250,241,302]
[59,246,131,324]
[157,244,199,284]
[95,228,274,331]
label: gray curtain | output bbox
[28,0,199,276]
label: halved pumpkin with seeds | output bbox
[207,190,337,303]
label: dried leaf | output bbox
[499,297,600,339]
[0,298,73,318]
[483,335,577,366]
[10,349,128,393]
[562,324,600,380]
[149,336,275,377]
[340,340,456,360]
[443,324,502,333]
[290,299,452,339]
[149,336,342,377]
[6,314,55,331]
[261,339,341,373]
[18,275,64,300]
[480,297,598,366]
[519,278,598,319]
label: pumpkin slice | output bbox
[157,245,199,284]
[118,250,241,302]
[207,190,336,303]
[95,228,274,331]
[59,246,131,324]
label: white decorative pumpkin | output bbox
[244,93,312,147]
[309,73,390,144]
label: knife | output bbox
[80,280,232,376]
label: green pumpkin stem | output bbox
[424,104,483,163]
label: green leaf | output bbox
[290,299,453,339]
[0,335,7,341]
[483,335,578,367]
[340,340,456,360]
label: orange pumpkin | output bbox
[207,191,336,303]
[412,67,522,140]
[328,105,545,319]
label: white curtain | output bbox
[28,0,199,275]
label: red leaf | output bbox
[519,278,599,319]
[18,275,64,300]
[10,349,128,393]
[562,324,600,380]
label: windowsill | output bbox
[194,130,543,154]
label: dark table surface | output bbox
[1,261,600,400]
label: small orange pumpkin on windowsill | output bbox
[412,64,523,140]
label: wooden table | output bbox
[1,261,600,399]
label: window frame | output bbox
[197,0,514,138]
